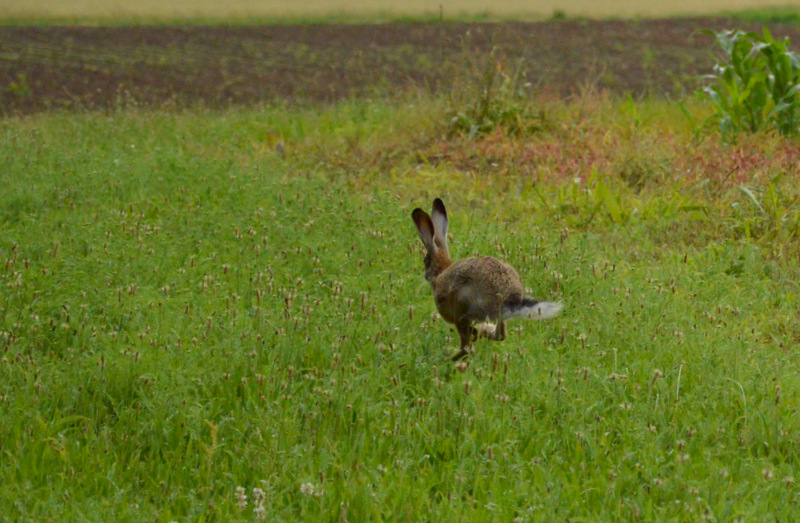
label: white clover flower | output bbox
[299,482,324,497]
[235,485,247,509]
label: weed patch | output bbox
[444,48,544,138]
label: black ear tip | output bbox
[433,198,446,212]
[412,208,432,224]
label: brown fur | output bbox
[412,198,559,360]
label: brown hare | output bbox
[412,198,562,360]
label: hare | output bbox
[412,198,562,360]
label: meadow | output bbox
[3,6,800,523]
[3,90,800,520]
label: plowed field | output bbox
[2,18,799,114]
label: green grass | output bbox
[2,98,800,520]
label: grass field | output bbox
[2,91,800,519]
[2,0,800,22]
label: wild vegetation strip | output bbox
[3,18,800,114]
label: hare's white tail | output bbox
[503,297,563,320]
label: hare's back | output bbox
[450,256,521,288]
[434,256,524,321]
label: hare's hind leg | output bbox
[473,322,495,339]
[492,320,507,341]
[474,320,506,341]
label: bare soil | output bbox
[2,18,799,114]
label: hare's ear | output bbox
[431,198,449,254]
[412,208,437,254]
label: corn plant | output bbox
[699,27,800,138]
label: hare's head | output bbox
[411,198,452,282]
